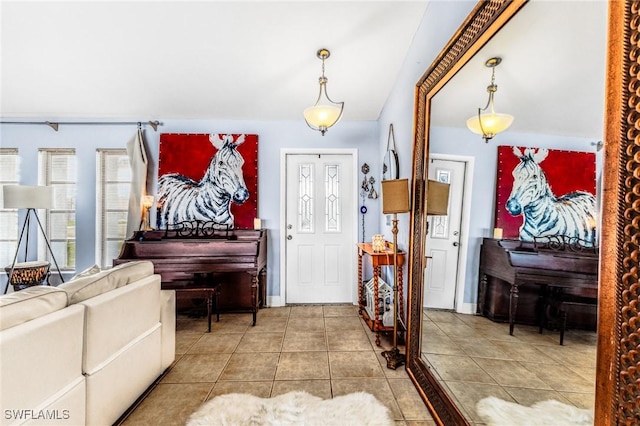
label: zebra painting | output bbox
[505,147,597,246]
[157,134,250,228]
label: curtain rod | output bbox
[0,120,161,132]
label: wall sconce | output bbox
[304,48,344,136]
[380,178,410,370]
[466,57,514,143]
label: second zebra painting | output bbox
[495,146,596,246]
[157,133,258,230]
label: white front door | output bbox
[284,153,355,304]
[423,158,465,310]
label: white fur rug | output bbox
[186,391,394,426]
[476,396,594,426]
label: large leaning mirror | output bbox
[406,1,638,424]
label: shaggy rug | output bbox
[476,396,594,426]
[186,391,394,426]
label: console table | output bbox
[357,242,405,346]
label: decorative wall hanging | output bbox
[157,133,258,230]
[359,163,378,242]
[382,124,399,181]
[495,146,596,246]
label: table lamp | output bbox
[140,195,154,230]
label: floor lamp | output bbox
[3,185,64,291]
[380,179,410,369]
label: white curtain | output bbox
[126,128,149,237]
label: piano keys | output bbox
[477,237,598,335]
[114,226,267,325]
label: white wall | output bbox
[0,118,380,295]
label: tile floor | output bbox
[118,305,437,426]
[422,309,596,425]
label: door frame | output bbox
[428,153,474,314]
[279,148,359,306]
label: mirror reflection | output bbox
[419,1,607,422]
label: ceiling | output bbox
[0,1,430,122]
[1,0,610,140]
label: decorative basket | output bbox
[4,261,50,289]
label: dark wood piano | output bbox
[477,237,598,335]
[114,225,267,325]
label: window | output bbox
[96,149,130,268]
[39,149,76,270]
[0,149,19,267]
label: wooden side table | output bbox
[357,243,405,346]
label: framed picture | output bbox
[157,133,258,229]
[495,146,596,244]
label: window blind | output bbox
[39,149,76,270]
[96,149,130,268]
[0,149,19,267]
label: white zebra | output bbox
[505,147,596,246]
[157,134,249,228]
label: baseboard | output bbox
[267,296,284,307]
[456,302,476,315]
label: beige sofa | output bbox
[0,261,175,426]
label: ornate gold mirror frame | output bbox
[406,0,637,424]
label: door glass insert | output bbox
[325,164,340,232]
[431,169,451,238]
[298,163,314,232]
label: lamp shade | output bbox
[142,195,154,208]
[427,180,450,216]
[466,112,514,138]
[382,179,410,214]
[304,104,343,130]
[3,185,53,209]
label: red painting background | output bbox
[158,133,258,229]
[495,146,595,239]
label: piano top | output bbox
[480,237,598,288]
[129,228,264,242]
[115,228,266,264]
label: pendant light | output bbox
[466,57,514,142]
[304,48,344,136]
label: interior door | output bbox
[423,158,465,310]
[285,153,355,303]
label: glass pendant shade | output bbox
[466,109,514,139]
[304,97,343,135]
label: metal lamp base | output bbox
[381,347,405,370]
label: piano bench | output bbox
[173,286,221,332]
[541,292,597,345]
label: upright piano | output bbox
[477,237,598,334]
[114,225,267,325]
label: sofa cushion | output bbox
[0,286,68,331]
[69,263,102,281]
[59,261,154,304]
